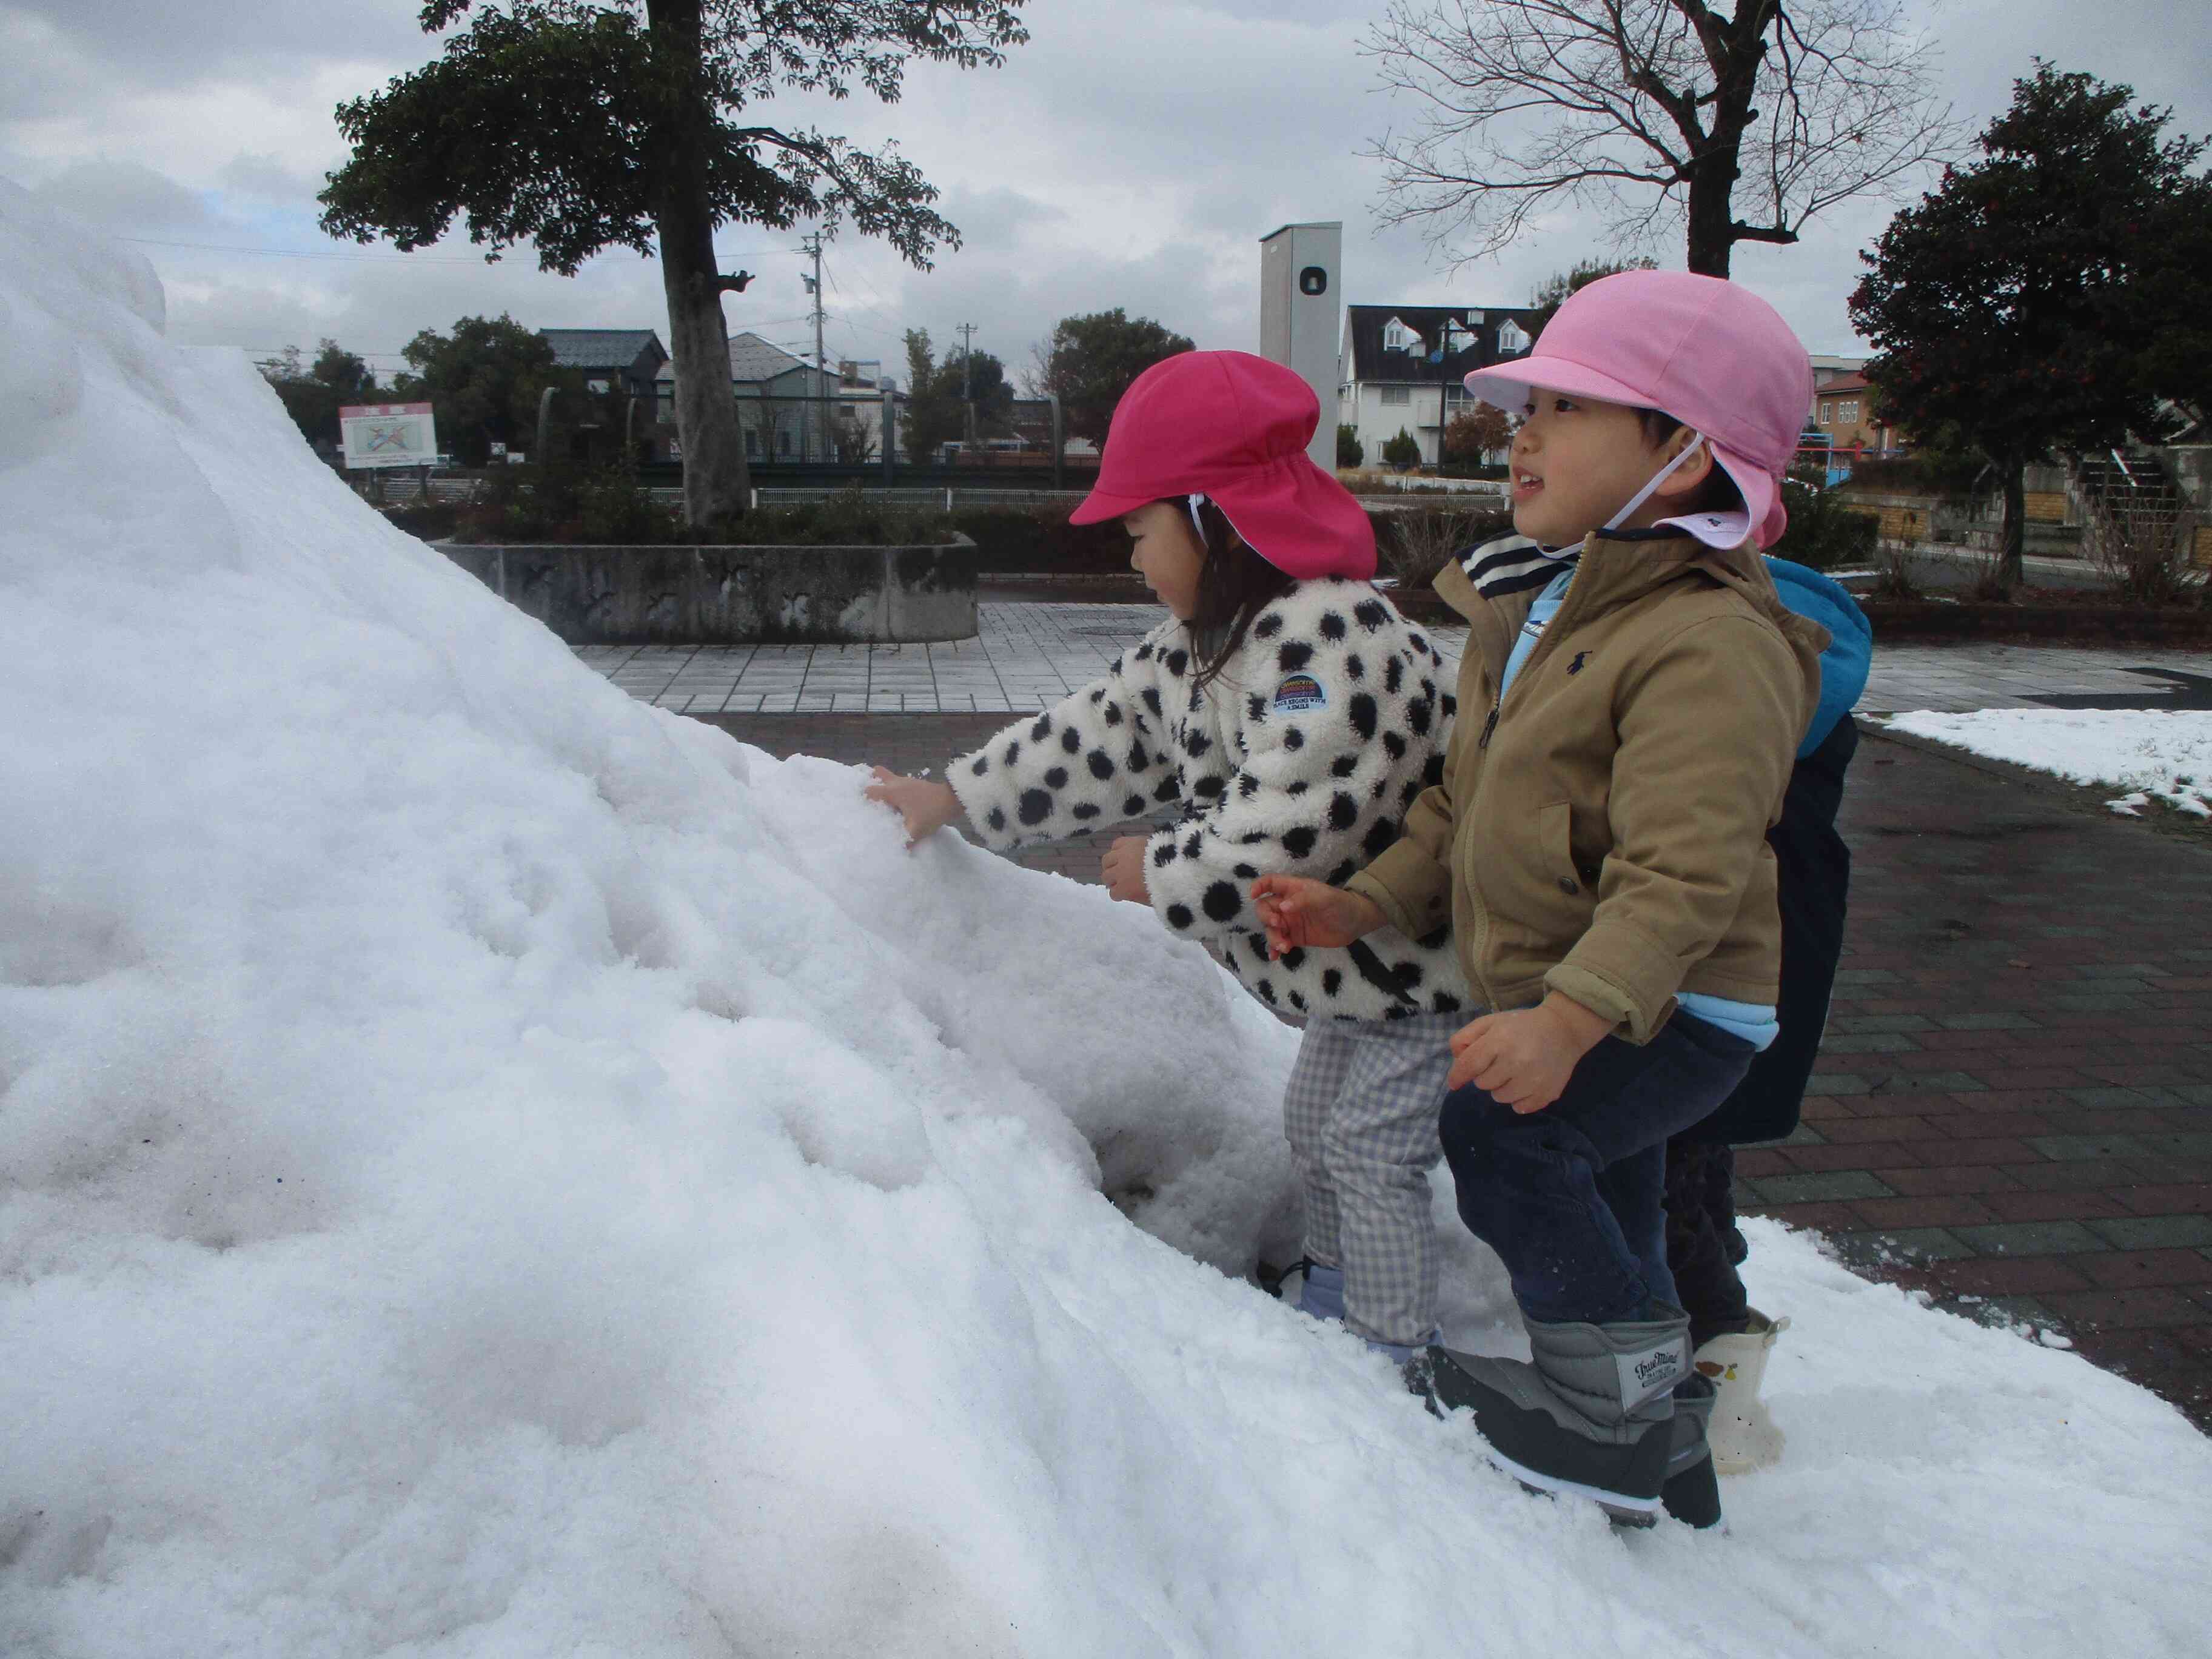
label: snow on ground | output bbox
[1886,708,2212,816]
[3,184,2209,1657]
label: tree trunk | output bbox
[1684,164,1735,278]
[646,0,748,529]
[1999,455,2026,592]
[1680,2,1776,278]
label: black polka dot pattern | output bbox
[940,588,1470,1023]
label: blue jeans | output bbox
[1438,1013,1755,1327]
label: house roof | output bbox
[1821,375,1871,395]
[728,331,806,384]
[537,329,665,370]
[1341,303,1547,383]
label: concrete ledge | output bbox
[443,538,977,643]
[1862,600,2212,644]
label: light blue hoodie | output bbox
[1765,557,1872,756]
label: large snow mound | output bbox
[2,183,2207,1657]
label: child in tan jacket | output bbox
[1254,272,1826,1530]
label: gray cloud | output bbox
[2,0,2205,383]
[30,158,224,232]
[3,0,425,90]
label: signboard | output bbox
[338,402,438,471]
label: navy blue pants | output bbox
[1439,1013,1755,1327]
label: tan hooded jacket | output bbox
[1346,530,1828,1044]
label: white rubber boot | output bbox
[1693,1309,1789,1476]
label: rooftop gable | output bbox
[537,329,666,371]
[1341,303,1546,383]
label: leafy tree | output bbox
[390,313,568,467]
[831,406,878,464]
[318,1,1027,530]
[899,329,1014,460]
[1336,423,1364,468]
[1029,309,1193,443]
[1442,405,1514,464]
[1382,427,1422,471]
[1530,256,1657,330]
[1850,62,2212,587]
[258,339,378,451]
[1364,0,1960,276]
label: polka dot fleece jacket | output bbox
[949,576,1473,1024]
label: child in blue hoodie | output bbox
[1666,555,1871,1475]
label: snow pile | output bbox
[4,184,2210,1658]
[1887,706,2212,817]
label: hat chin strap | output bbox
[1604,432,1705,532]
[1187,492,1209,544]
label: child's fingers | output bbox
[1448,1014,1493,1054]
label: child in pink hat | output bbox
[869,350,1472,1363]
[1254,272,1829,1527]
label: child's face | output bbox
[1122,501,1206,618]
[1509,390,1704,548]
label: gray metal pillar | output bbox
[882,381,897,484]
[1048,392,1064,492]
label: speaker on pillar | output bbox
[1258,221,1342,472]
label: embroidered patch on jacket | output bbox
[1272,672,1327,712]
[1567,651,1590,675]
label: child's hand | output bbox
[1249,875,1386,957]
[1446,994,1612,1113]
[1101,835,1150,904]
[864,766,961,848]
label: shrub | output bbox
[950,506,1129,574]
[1375,505,1515,589]
[1381,428,1421,471]
[1771,477,1880,571]
[378,501,463,540]
[1336,423,1364,468]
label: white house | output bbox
[1339,303,1546,466]
[654,332,903,463]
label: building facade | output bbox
[1338,303,1546,467]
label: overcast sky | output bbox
[4,0,2207,386]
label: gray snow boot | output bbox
[1414,1302,1692,1525]
[1658,1372,1723,1530]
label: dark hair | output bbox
[1181,499,1296,697]
[1635,408,1743,518]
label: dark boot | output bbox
[1659,1373,1723,1529]
[1414,1302,1691,1526]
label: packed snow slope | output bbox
[3,187,2208,1658]
[1886,707,2212,817]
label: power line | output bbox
[124,236,494,264]
[127,234,805,266]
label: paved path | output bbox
[694,698,2212,1432]
[585,602,2212,717]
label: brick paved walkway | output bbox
[695,709,2212,1432]
[586,605,2212,716]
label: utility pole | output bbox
[802,232,828,462]
[956,322,979,452]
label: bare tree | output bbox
[1364,0,1963,276]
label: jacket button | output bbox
[1557,877,1578,895]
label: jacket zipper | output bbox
[1462,559,1592,1011]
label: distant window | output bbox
[586,378,611,394]
[1381,386,1412,406]
[1841,400,1860,423]
[1383,317,1421,354]
[744,429,759,457]
[1821,401,1834,421]
[1495,319,1532,355]
[777,428,792,457]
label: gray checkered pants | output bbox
[1282,1010,1463,1347]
